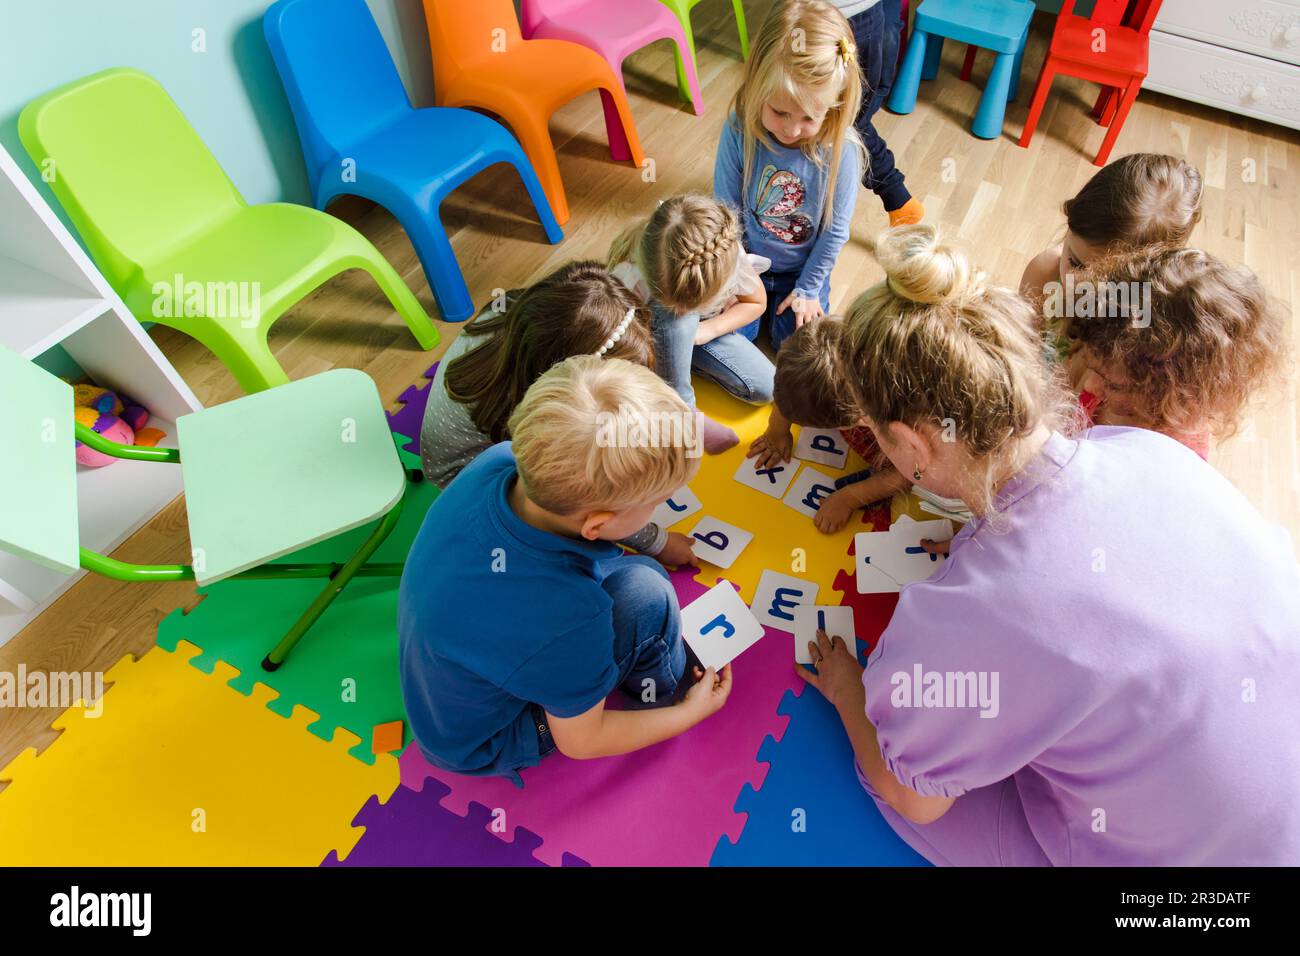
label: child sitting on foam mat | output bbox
[399,356,732,785]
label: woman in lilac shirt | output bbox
[800,226,1300,865]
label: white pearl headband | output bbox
[596,307,637,357]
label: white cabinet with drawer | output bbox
[1145,0,1300,130]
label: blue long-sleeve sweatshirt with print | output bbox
[713,115,861,301]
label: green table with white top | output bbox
[0,343,414,670]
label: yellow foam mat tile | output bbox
[0,640,398,866]
[684,381,870,603]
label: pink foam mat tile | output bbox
[398,568,801,867]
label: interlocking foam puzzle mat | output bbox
[154,437,433,765]
[0,360,928,867]
[0,641,397,865]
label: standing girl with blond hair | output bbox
[800,224,1300,866]
[715,0,866,348]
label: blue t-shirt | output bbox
[713,114,861,300]
[398,442,622,782]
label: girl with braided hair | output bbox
[609,193,776,454]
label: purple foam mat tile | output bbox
[398,568,799,867]
[322,776,588,867]
[385,361,439,456]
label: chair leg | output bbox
[1094,80,1140,166]
[960,46,976,82]
[598,85,645,167]
[1008,30,1028,102]
[511,111,570,226]
[224,331,291,394]
[1018,62,1057,149]
[1091,86,1113,122]
[671,29,706,114]
[897,0,910,67]
[358,247,440,349]
[730,0,749,59]
[887,28,929,113]
[504,143,564,244]
[921,32,944,81]
[972,50,1015,139]
[261,497,405,671]
[1100,87,1120,126]
[405,202,474,323]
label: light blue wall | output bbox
[0,0,1088,217]
[0,0,438,212]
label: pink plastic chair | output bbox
[521,0,705,115]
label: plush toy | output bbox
[72,384,164,467]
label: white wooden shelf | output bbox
[0,257,110,356]
[0,141,203,647]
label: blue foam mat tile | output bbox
[711,685,930,866]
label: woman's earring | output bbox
[913,467,923,482]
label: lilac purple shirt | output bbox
[862,427,1300,865]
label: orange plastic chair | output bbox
[422,0,645,226]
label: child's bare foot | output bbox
[700,413,739,455]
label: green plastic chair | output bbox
[657,0,749,64]
[0,342,414,670]
[18,68,439,395]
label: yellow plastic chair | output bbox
[19,68,438,394]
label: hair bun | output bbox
[876,224,985,305]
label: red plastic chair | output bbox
[1017,0,1164,166]
[899,0,910,68]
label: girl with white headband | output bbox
[419,260,700,568]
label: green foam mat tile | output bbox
[156,434,437,764]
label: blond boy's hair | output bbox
[731,0,866,231]
[507,356,701,515]
[608,194,742,315]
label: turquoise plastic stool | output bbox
[888,0,1034,140]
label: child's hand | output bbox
[746,427,793,469]
[813,487,858,534]
[654,532,700,569]
[791,294,824,327]
[681,665,732,718]
[919,537,950,556]
[795,630,864,712]
[694,317,721,346]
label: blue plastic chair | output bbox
[263,0,563,323]
[888,0,1035,140]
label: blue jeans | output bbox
[850,0,912,212]
[652,303,775,406]
[737,270,832,349]
[534,555,687,752]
